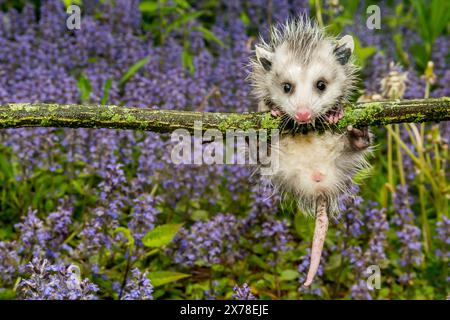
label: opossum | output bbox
[249,16,372,286]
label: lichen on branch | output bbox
[0,97,448,133]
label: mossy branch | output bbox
[0,97,448,133]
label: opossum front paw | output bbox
[347,125,370,150]
[270,108,285,117]
[324,106,344,124]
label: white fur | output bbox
[265,41,350,117]
[337,35,354,52]
[255,45,274,63]
[265,132,369,215]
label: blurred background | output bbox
[0,0,448,300]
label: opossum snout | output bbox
[294,109,312,123]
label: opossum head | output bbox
[250,16,358,124]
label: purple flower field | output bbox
[0,0,448,300]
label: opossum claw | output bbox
[347,125,371,150]
[304,196,329,287]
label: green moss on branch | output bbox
[0,97,448,134]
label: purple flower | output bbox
[17,258,98,300]
[350,280,372,300]
[15,208,49,257]
[0,241,20,286]
[256,219,292,254]
[120,268,153,300]
[336,184,364,238]
[231,283,255,300]
[435,216,450,258]
[246,184,292,252]
[392,185,423,282]
[169,214,242,267]
[128,195,161,244]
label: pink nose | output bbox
[294,110,312,123]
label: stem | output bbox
[386,126,439,193]
[418,81,432,254]
[387,125,394,187]
[315,0,324,28]
[267,0,273,36]
[118,249,134,300]
[395,124,406,186]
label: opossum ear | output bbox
[333,35,354,65]
[255,45,274,71]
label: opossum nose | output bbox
[294,110,312,123]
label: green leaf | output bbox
[138,2,159,14]
[194,26,226,47]
[139,3,179,16]
[148,271,190,287]
[142,224,183,248]
[392,33,410,67]
[411,0,449,53]
[410,43,428,71]
[100,78,112,105]
[181,49,195,75]
[0,153,13,179]
[62,0,82,8]
[77,74,92,104]
[174,0,190,9]
[280,269,299,281]
[191,209,209,221]
[114,227,135,248]
[119,56,151,88]
[352,36,376,68]
[0,289,15,300]
[166,11,204,34]
[240,11,250,26]
[324,253,342,272]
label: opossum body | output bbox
[266,131,369,214]
[250,16,371,286]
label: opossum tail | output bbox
[303,196,329,287]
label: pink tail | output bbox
[304,197,329,287]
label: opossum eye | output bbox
[316,80,327,92]
[282,82,293,94]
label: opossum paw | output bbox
[347,125,370,150]
[325,106,344,124]
[271,109,285,117]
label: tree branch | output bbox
[0,98,448,134]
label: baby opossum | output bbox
[250,17,372,286]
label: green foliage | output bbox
[119,56,151,90]
[142,224,183,248]
[77,74,92,104]
[100,79,113,105]
[0,0,41,11]
[61,0,82,7]
[410,0,450,47]
[139,0,224,73]
[148,271,191,287]
[114,227,135,249]
[409,0,450,69]
[352,35,377,68]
